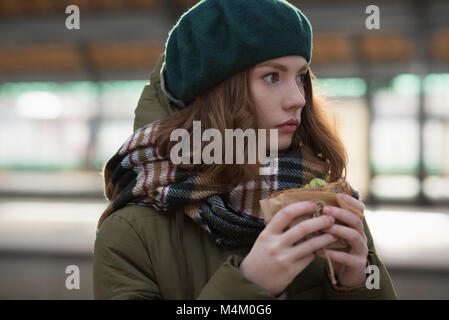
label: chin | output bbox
[277,137,293,151]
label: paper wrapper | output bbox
[260,190,364,250]
[259,189,365,286]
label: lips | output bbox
[276,119,299,127]
[275,119,299,133]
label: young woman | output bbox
[93,0,398,299]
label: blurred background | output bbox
[0,0,448,299]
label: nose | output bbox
[281,80,306,111]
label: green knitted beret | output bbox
[161,0,313,108]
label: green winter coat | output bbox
[93,54,399,300]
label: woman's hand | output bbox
[315,193,369,288]
[239,201,338,296]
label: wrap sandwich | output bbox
[259,178,364,251]
[259,178,365,286]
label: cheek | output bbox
[250,77,280,128]
[251,84,270,126]
[255,101,273,128]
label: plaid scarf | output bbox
[98,120,330,248]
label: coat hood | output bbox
[133,53,179,131]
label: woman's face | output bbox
[249,55,308,150]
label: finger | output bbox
[322,224,367,255]
[282,215,335,246]
[315,249,366,269]
[322,206,365,238]
[266,201,317,235]
[336,193,365,212]
[290,233,339,260]
[315,248,344,274]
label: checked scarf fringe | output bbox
[98,119,330,248]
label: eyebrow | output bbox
[257,61,309,73]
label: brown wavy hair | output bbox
[154,66,347,187]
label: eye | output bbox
[263,73,279,84]
[297,74,307,86]
[262,72,307,86]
